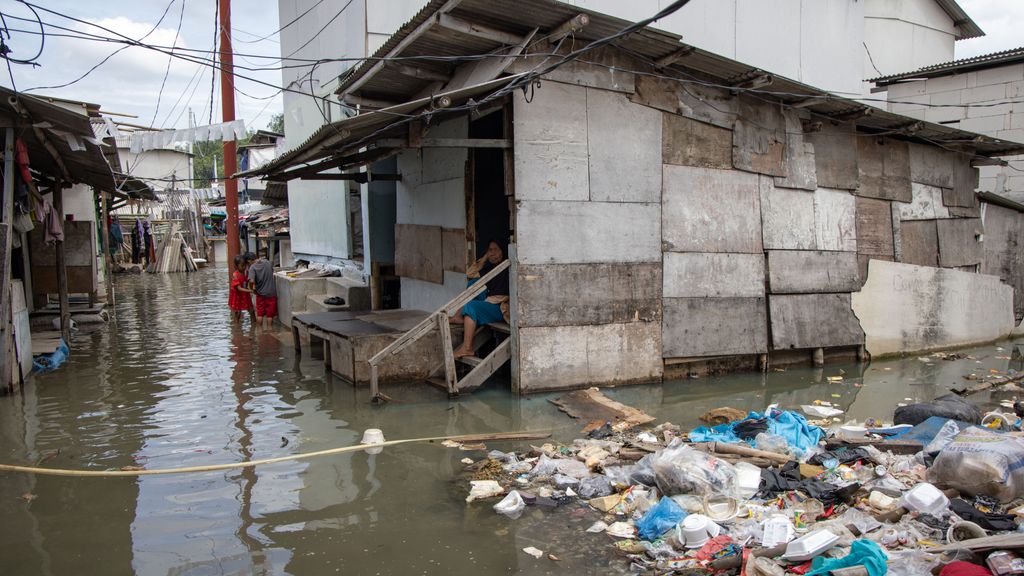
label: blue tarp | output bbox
[32,339,69,373]
[689,409,824,452]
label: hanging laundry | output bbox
[39,197,63,244]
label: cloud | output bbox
[956,0,1024,59]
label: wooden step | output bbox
[457,355,483,367]
[457,338,511,393]
[489,321,510,334]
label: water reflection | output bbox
[0,267,1021,574]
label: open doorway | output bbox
[468,109,511,259]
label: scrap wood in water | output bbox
[549,388,654,430]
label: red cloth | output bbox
[15,139,32,183]
[940,561,993,576]
[255,294,277,318]
[228,271,249,311]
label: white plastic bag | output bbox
[493,490,525,519]
[648,442,737,497]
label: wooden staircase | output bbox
[367,260,511,400]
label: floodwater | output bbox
[0,267,1021,575]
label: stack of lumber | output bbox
[147,223,198,273]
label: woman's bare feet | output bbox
[453,346,475,359]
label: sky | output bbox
[0,0,1019,133]
[0,0,283,132]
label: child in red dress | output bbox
[229,255,251,323]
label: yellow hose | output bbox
[0,431,550,477]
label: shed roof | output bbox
[870,46,1024,85]
[0,86,117,193]
[242,0,1019,181]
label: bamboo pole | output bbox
[0,430,551,477]
[0,127,13,391]
[53,182,70,344]
[99,190,114,308]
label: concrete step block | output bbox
[325,277,371,310]
[305,293,349,313]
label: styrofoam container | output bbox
[782,529,839,562]
[902,482,949,516]
[840,425,867,439]
[734,462,762,498]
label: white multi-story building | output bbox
[276,0,983,267]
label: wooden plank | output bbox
[394,223,443,284]
[420,138,511,149]
[662,297,768,357]
[944,159,979,207]
[512,81,589,201]
[663,165,762,253]
[856,137,912,202]
[814,187,857,252]
[899,182,951,220]
[773,110,817,191]
[732,96,787,177]
[550,387,655,430]
[767,251,859,294]
[662,113,732,169]
[518,200,661,264]
[769,293,865,349]
[900,219,939,267]
[441,227,466,273]
[855,197,895,258]
[506,45,635,93]
[663,253,764,298]
[806,121,858,190]
[517,262,661,327]
[53,184,70,344]
[908,142,955,188]
[457,337,511,392]
[760,179,816,250]
[587,89,662,202]
[937,217,983,267]
[437,314,458,395]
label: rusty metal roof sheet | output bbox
[870,46,1024,85]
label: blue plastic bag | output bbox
[32,339,69,373]
[636,496,687,541]
[806,539,888,576]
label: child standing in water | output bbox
[229,255,251,323]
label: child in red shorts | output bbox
[229,255,252,323]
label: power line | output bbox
[150,0,186,127]
[233,0,326,45]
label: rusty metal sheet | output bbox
[856,136,912,202]
[732,97,787,177]
[856,197,895,259]
[769,293,865,350]
[441,227,466,273]
[937,218,983,267]
[899,220,940,267]
[662,113,732,169]
[806,121,858,190]
[662,297,768,357]
[395,223,443,284]
[517,263,661,327]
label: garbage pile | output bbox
[456,391,1024,575]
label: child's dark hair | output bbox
[233,254,246,271]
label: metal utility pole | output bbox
[218,0,240,280]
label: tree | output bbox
[267,113,284,134]
[191,132,252,188]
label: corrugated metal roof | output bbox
[871,46,1024,85]
[0,86,117,193]
[245,0,1022,180]
[934,0,985,41]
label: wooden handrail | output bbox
[368,258,510,367]
[369,258,511,400]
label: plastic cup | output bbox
[360,428,385,455]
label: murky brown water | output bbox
[1,267,1021,575]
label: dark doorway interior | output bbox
[469,109,510,258]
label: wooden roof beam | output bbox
[655,46,695,68]
[436,13,525,46]
[547,14,589,44]
[384,62,452,83]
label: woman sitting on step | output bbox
[450,240,509,359]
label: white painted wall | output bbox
[117,146,193,192]
[278,0,422,263]
[886,64,1024,203]
[61,184,96,222]
[863,0,957,82]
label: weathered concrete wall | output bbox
[853,260,1015,356]
[981,202,1024,321]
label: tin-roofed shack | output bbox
[244,0,1024,396]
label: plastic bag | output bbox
[923,419,963,456]
[894,394,981,426]
[754,433,792,457]
[493,490,525,519]
[929,426,1024,502]
[647,442,737,497]
[636,496,687,541]
[466,480,504,502]
[577,475,614,499]
[530,455,589,479]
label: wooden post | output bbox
[0,127,14,390]
[53,182,71,344]
[99,189,115,308]
[437,313,458,396]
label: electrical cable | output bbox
[233,0,326,45]
[0,0,43,65]
[150,0,186,127]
